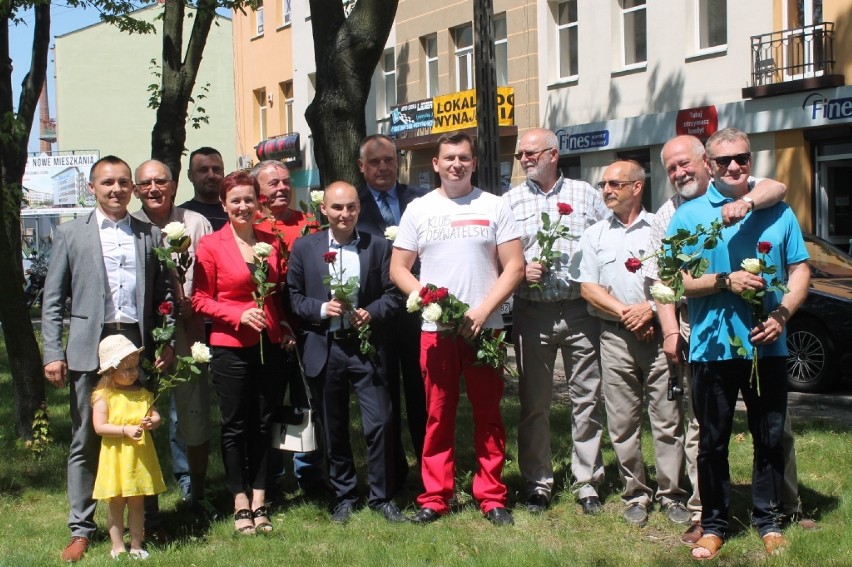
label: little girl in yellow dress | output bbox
[91,335,166,560]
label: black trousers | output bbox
[319,338,394,508]
[210,333,284,495]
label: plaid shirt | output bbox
[642,194,684,281]
[504,175,609,302]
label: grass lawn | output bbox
[0,330,849,566]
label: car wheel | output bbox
[785,317,836,393]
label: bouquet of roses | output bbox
[153,221,194,300]
[529,202,574,290]
[251,242,276,363]
[146,300,212,414]
[406,283,516,377]
[299,190,328,236]
[625,219,725,304]
[728,241,790,395]
[322,251,376,358]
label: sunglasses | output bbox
[710,153,751,167]
[595,180,637,190]
[514,148,554,161]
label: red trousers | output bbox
[416,332,507,514]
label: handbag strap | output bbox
[283,322,313,409]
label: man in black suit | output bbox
[356,134,428,488]
[287,181,406,524]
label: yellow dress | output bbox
[92,387,167,499]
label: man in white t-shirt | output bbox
[390,132,524,526]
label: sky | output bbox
[9,3,104,153]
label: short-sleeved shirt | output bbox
[667,183,808,362]
[503,175,609,301]
[394,187,520,330]
[574,209,656,321]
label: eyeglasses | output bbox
[135,178,171,189]
[514,148,554,161]
[596,179,638,190]
[709,153,750,167]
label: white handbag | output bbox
[271,334,319,452]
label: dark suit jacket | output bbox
[287,230,399,379]
[356,183,428,237]
[192,224,290,348]
[41,210,171,372]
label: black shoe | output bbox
[411,507,440,524]
[484,507,514,526]
[525,493,549,514]
[375,501,409,523]
[622,503,648,527]
[579,496,603,516]
[331,501,355,524]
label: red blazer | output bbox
[192,224,291,348]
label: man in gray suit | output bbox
[42,155,174,562]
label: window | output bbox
[557,0,578,79]
[254,88,267,143]
[279,81,294,133]
[697,0,726,50]
[381,49,396,116]
[454,24,474,91]
[494,14,508,87]
[621,0,646,67]
[423,35,439,97]
[281,0,292,25]
[256,2,264,35]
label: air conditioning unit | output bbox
[238,155,253,170]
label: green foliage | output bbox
[530,209,574,290]
[23,402,52,459]
[189,82,212,129]
[655,219,725,302]
[147,58,163,109]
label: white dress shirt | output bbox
[96,208,138,324]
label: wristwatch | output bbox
[715,272,730,290]
[741,196,755,211]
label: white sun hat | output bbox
[97,334,144,375]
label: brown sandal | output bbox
[252,506,273,533]
[691,534,724,561]
[234,509,256,535]
[762,532,788,556]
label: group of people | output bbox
[41,127,814,562]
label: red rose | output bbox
[433,287,449,301]
[757,241,772,254]
[323,251,337,264]
[419,286,431,299]
[421,291,434,306]
[158,301,173,316]
[557,202,573,216]
[625,257,642,273]
[258,194,268,205]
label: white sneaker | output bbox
[110,548,127,559]
[129,548,149,560]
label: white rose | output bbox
[253,242,273,258]
[650,282,677,304]
[190,342,212,364]
[384,225,398,241]
[310,190,324,205]
[406,290,422,313]
[422,303,443,323]
[741,258,761,275]
[162,221,187,242]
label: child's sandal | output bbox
[234,509,256,535]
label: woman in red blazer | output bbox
[193,171,293,535]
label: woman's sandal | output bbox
[234,509,256,535]
[762,532,789,556]
[252,506,273,533]
[691,534,724,561]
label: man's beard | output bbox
[676,178,702,199]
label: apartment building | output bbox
[233,0,850,245]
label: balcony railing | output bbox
[749,22,836,86]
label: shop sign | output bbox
[556,129,610,152]
[23,153,98,208]
[802,93,852,120]
[431,87,514,134]
[255,133,301,163]
[389,99,434,138]
[676,105,718,137]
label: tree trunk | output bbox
[0,4,50,440]
[150,0,217,182]
[305,0,399,189]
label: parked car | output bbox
[785,234,852,392]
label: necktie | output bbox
[377,192,396,227]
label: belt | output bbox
[103,321,137,332]
[601,319,626,330]
[331,328,358,341]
